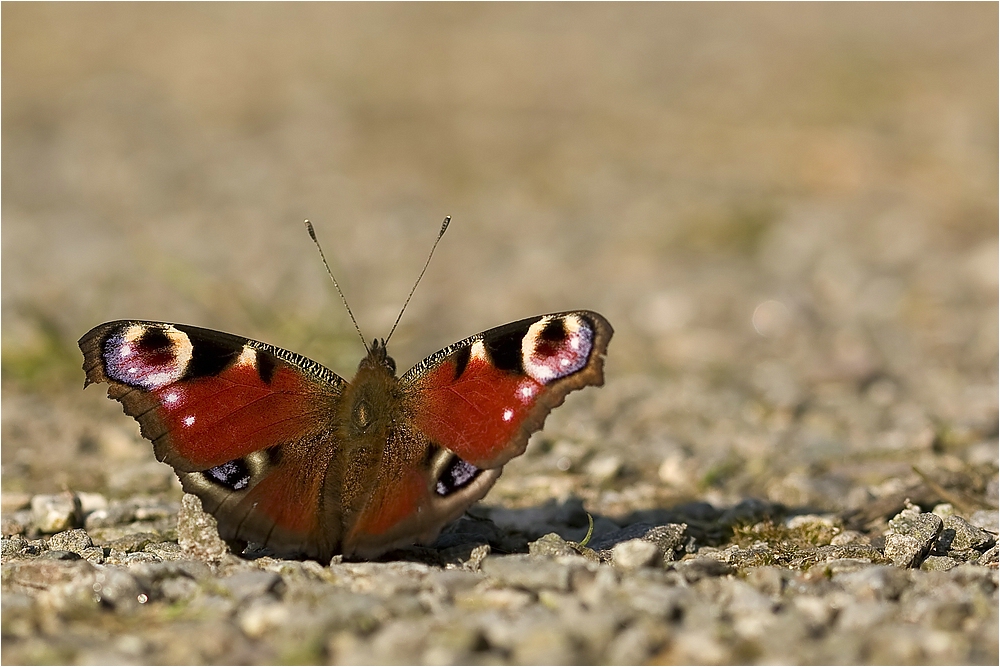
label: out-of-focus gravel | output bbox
[3,4,997,665]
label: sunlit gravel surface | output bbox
[3,5,997,664]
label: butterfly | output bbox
[78,221,612,561]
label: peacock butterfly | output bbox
[78,219,612,561]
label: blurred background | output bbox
[3,5,996,520]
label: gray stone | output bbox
[834,565,910,601]
[46,529,93,554]
[820,558,875,576]
[463,543,491,571]
[2,536,29,559]
[30,493,82,534]
[919,555,959,571]
[76,492,108,516]
[144,542,183,561]
[101,532,159,553]
[939,515,995,552]
[37,550,81,560]
[93,567,145,612]
[830,530,870,546]
[480,554,575,591]
[1,493,32,514]
[835,600,894,630]
[425,568,484,595]
[621,579,689,618]
[884,506,942,568]
[84,504,135,530]
[977,544,998,566]
[604,618,668,664]
[744,566,790,596]
[642,524,688,560]
[726,580,779,639]
[590,523,685,552]
[421,622,485,665]
[160,576,200,602]
[612,539,660,571]
[2,510,31,537]
[790,595,836,628]
[815,543,885,562]
[512,624,577,664]
[79,547,105,564]
[176,494,228,562]
[237,598,291,638]
[0,592,35,639]
[218,570,284,602]
[969,510,999,534]
[671,557,734,582]
[124,551,161,565]
[529,532,579,558]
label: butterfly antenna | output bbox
[305,220,369,353]
[385,215,451,344]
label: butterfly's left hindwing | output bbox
[79,320,347,559]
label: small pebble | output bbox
[46,529,93,554]
[920,556,959,572]
[612,539,660,572]
[884,506,942,568]
[30,494,81,534]
[481,554,575,592]
[176,495,229,562]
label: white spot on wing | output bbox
[236,345,257,367]
[518,381,538,403]
[183,415,195,427]
[470,340,488,362]
[502,408,514,422]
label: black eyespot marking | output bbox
[138,328,172,353]
[100,325,186,389]
[484,329,526,373]
[204,459,251,491]
[257,351,276,383]
[435,455,481,496]
[540,317,568,342]
[452,346,471,380]
[176,325,240,379]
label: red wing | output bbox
[402,311,613,470]
[79,320,345,559]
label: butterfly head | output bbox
[359,338,397,376]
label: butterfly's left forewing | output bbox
[403,311,612,468]
[79,320,347,559]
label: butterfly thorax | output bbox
[341,342,401,439]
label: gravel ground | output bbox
[3,5,998,665]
